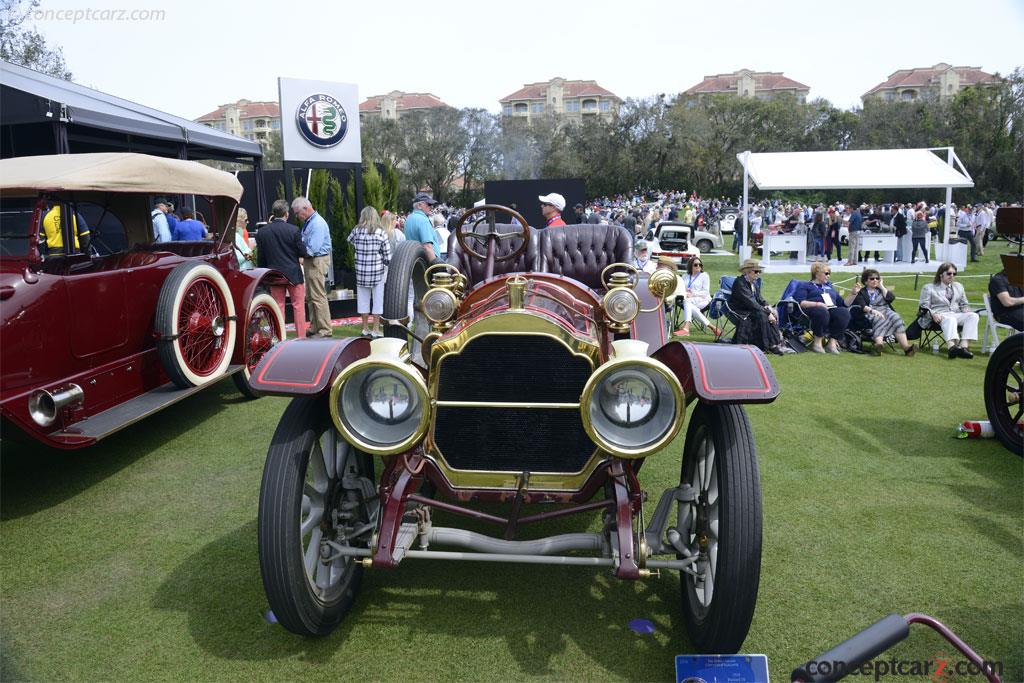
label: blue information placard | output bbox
[674,654,770,683]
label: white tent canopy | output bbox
[739,149,974,191]
[736,147,974,267]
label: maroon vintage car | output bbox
[250,206,780,654]
[0,153,286,449]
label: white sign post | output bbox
[278,77,362,165]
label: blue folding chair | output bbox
[707,275,761,343]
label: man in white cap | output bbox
[538,193,567,227]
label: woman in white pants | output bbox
[918,262,979,359]
[347,207,392,337]
[674,257,721,337]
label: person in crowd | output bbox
[910,210,930,263]
[826,207,842,262]
[633,240,657,274]
[41,204,90,256]
[574,204,586,224]
[381,210,404,254]
[236,207,250,243]
[172,207,207,241]
[793,261,851,354]
[291,196,334,338]
[845,204,863,266]
[844,269,916,356]
[164,200,178,236]
[988,267,1024,331]
[954,204,977,262]
[731,259,793,355]
[151,198,172,243]
[810,211,826,258]
[622,210,637,236]
[539,193,567,227]
[644,206,661,236]
[348,206,392,338]
[971,204,989,258]
[257,199,306,339]
[232,207,254,269]
[674,257,720,337]
[919,262,979,359]
[404,193,442,261]
[892,203,907,263]
[586,205,601,224]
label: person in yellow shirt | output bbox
[41,205,90,255]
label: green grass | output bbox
[1,243,1021,682]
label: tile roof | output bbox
[359,91,450,112]
[500,79,619,103]
[196,100,280,122]
[862,63,1001,97]
[684,71,810,95]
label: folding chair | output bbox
[707,275,759,343]
[981,292,1017,354]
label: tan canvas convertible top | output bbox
[0,153,243,201]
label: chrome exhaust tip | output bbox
[28,383,84,427]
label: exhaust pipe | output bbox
[28,384,84,427]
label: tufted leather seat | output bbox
[538,223,634,291]
[446,223,540,287]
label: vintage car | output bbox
[250,206,779,653]
[0,153,286,449]
[644,222,703,267]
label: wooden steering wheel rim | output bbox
[454,204,531,262]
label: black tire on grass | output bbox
[678,402,762,654]
[258,396,375,636]
[984,332,1024,455]
[232,291,285,399]
[383,241,432,362]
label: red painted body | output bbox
[0,195,285,449]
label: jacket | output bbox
[256,218,305,285]
[919,281,971,316]
[731,275,767,314]
[792,280,847,308]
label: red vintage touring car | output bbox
[250,205,780,654]
[0,153,286,449]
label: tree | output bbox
[0,0,71,79]
[458,108,501,205]
[260,129,283,170]
[399,108,467,202]
[361,161,384,212]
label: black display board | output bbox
[484,178,586,228]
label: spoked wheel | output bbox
[675,402,762,654]
[258,396,379,636]
[156,261,237,388]
[984,332,1024,455]
[233,292,285,399]
[383,241,431,365]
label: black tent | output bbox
[0,60,267,219]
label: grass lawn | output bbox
[1,243,1021,682]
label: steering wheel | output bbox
[454,205,531,272]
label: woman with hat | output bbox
[731,259,793,355]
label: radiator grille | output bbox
[434,335,596,473]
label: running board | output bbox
[54,365,244,442]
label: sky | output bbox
[20,0,1024,121]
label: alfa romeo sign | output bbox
[296,94,348,148]
[278,78,361,164]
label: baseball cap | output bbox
[538,193,566,211]
[636,240,649,250]
[413,192,438,206]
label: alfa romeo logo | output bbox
[295,94,348,148]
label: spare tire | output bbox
[233,291,285,399]
[156,261,237,388]
[383,241,432,365]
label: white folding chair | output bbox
[981,292,1016,354]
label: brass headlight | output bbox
[602,287,640,328]
[422,287,458,324]
[647,267,677,300]
[580,340,684,458]
[330,338,430,455]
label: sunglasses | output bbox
[824,271,831,275]
[867,276,880,281]
[945,271,957,276]
[752,269,762,274]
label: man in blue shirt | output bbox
[291,196,334,338]
[403,192,441,262]
[172,207,207,240]
[151,199,172,243]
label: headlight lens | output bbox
[602,288,640,325]
[330,360,429,455]
[422,288,457,323]
[581,360,683,457]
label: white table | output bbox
[763,234,806,265]
[857,233,898,264]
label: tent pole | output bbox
[943,147,954,257]
[742,151,749,265]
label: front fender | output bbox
[226,267,289,361]
[652,340,779,405]
[249,337,370,397]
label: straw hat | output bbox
[738,258,763,273]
